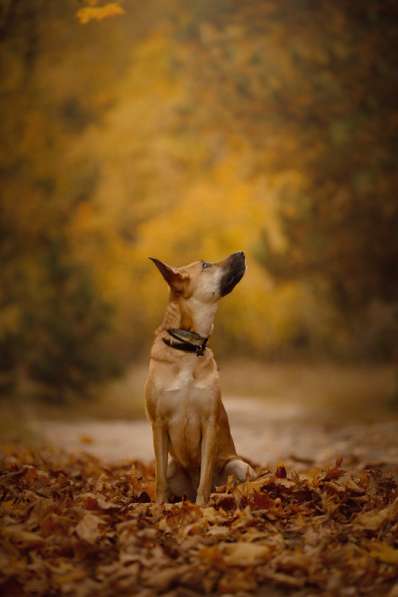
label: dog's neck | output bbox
[158,295,218,338]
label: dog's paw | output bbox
[246,464,257,481]
[195,492,209,506]
[155,489,170,504]
[224,459,256,483]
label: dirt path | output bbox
[40,397,398,466]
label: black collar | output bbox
[162,328,208,357]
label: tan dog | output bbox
[145,251,255,505]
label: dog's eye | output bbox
[202,261,211,270]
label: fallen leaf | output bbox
[221,542,271,566]
[207,525,229,537]
[218,569,257,592]
[146,566,190,590]
[1,444,397,595]
[355,498,398,530]
[370,543,398,565]
[75,513,102,543]
[81,492,117,510]
[260,570,305,588]
[2,527,44,547]
[79,435,94,445]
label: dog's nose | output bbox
[232,251,245,259]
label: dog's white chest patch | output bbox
[167,369,193,392]
[163,358,196,392]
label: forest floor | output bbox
[38,395,398,466]
[6,360,398,465]
[1,362,398,595]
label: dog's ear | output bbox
[149,257,188,293]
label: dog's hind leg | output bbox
[218,458,256,485]
[167,459,195,502]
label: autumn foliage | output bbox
[1,446,397,595]
[1,0,397,399]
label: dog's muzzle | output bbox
[219,251,246,297]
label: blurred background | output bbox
[1,0,397,439]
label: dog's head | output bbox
[149,251,246,304]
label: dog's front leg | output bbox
[196,416,217,505]
[153,420,169,503]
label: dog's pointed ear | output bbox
[149,257,188,292]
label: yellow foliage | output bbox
[61,30,318,358]
[0,15,342,368]
[76,3,125,25]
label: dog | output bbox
[145,251,255,505]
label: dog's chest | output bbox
[155,358,214,419]
[166,364,195,392]
[147,357,219,468]
[158,362,210,467]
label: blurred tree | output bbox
[0,0,118,398]
[1,0,396,393]
[173,0,398,355]
[26,237,115,401]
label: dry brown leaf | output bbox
[80,492,117,510]
[1,445,397,596]
[79,435,94,445]
[355,497,398,530]
[75,513,102,543]
[262,570,306,587]
[146,566,190,590]
[207,525,230,537]
[221,542,271,566]
[218,569,257,592]
[2,526,45,546]
[370,542,398,565]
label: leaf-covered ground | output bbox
[1,445,397,596]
